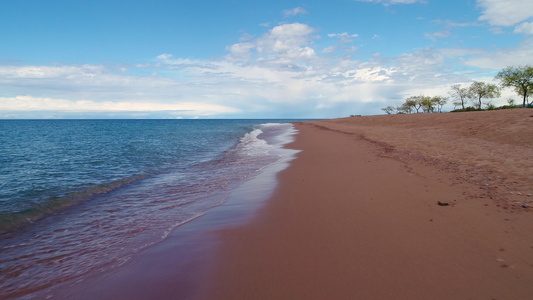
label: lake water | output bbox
[0,119,300,299]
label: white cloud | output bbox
[226,42,255,59]
[0,64,177,99]
[328,32,359,38]
[514,22,533,34]
[3,20,526,118]
[342,67,395,82]
[282,7,308,17]
[465,37,533,69]
[438,47,484,58]
[477,0,533,26]
[0,22,402,117]
[0,64,104,79]
[321,46,339,54]
[156,53,173,60]
[425,20,480,41]
[226,23,318,66]
[328,32,359,43]
[238,32,255,42]
[0,96,239,116]
[425,30,450,41]
[489,27,505,34]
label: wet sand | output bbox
[201,109,533,299]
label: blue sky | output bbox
[1,0,532,118]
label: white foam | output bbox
[257,123,298,148]
[238,128,275,157]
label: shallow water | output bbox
[0,119,300,299]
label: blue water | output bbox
[0,119,300,299]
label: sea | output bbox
[0,119,301,299]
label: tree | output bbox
[495,65,533,107]
[449,84,469,110]
[467,81,501,109]
[405,96,424,113]
[384,94,446,114]
[421,96,435,113]
[397,101,413,114]
[516,84,533,106]
[432,96,448,113]
[381,106,396,114]
[402,98,417,114]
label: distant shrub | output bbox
[497,105,518,110]
[451,106,483,112]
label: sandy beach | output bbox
[201,109,533,299]
[52,109,533,299]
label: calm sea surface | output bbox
[0,119,300,299]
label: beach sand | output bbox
[200,109,533,299]
[53,109,533,299]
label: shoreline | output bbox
[49,110,533,299]
[201,110,533,299]
[48,126,299,300]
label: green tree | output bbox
[403,98,417,114]
[421,96,435,113]
[405,95,424,113]
[467,81,501,109]
[432,96,448,113]
[449,84,469,110]
[495,65,533,107]
[397,101,412,114]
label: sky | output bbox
[1,0,532,119]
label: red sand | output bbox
[53,109,533,299]
[200,109,533,299]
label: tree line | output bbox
[382,65,533,114]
